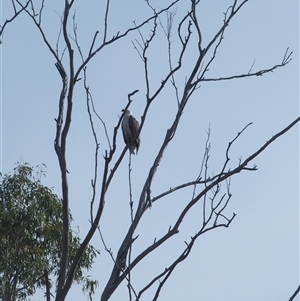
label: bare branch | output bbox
[195,5,230,84]
[74,1,180,83]
[71,11,84,63]
[98,227,116,264]
[54,11,64,58]
[83,67,100,224]
[149,18,192,102]
[38,0,45,25]
[199,50,292,83]
[159,10,180,106]
[199,127,211,181]
[134,15,159,99]
[151,180,203,204]
[190,0,203,53]
[0,0,30,37]
[248,59,256,74]
[16,0,61,62]
[55,0,76,294]
[127,153,135,300]
[219,122,253,177]
[101,3,267,293]
[117,116,300,292]
[103,0,110,43]
[204,0,248,57]
[289,285,300,301]
[138,204,236,300]
[88,31,99,57]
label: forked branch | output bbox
[0,0,30,37]
[113,115,300,296]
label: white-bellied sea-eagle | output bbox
[121,109,140,154]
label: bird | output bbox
[121,109,140,154]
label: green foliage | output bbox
[0,163,99,301]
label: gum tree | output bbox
[0,163,99,301]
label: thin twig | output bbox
[0,0,31,37]
[127,153,134,300]
[83,67,100,224]
[103,0,110,43]
[120,116,300,292]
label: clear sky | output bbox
[1,1,299,300]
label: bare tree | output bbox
[1,1,299,301]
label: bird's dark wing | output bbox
[121,124,128,144]
[129,115,139,138]
[129,115,140,153]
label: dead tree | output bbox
[1,1,299,301]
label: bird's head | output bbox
[122,109,132,115]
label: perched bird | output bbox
[121,109,140,154]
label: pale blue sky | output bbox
[1,1,299,300]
